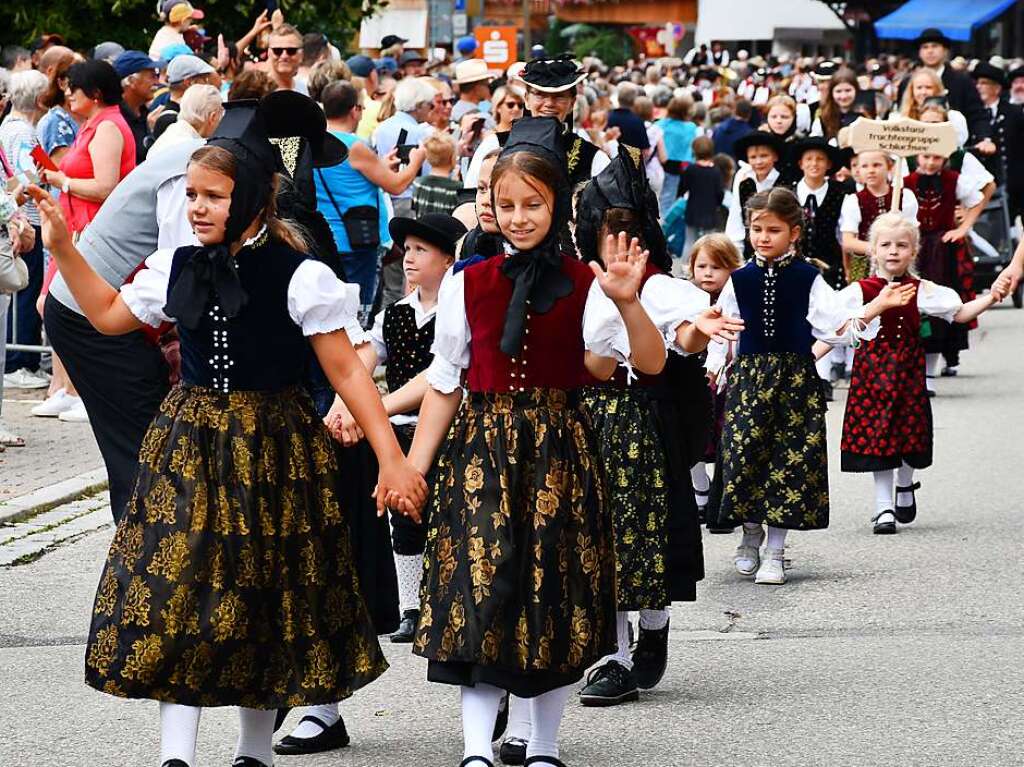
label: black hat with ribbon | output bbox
[575,145,670,273]
[493,115,575,356]
[520,54,586,93]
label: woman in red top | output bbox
[38,60,136,424]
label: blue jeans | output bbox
[340,248,382,320]
[5,225,44,372]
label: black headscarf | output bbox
[575,146,672,274]
[493,116,574,356]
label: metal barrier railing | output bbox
[5,288,53,354]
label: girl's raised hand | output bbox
[878,281,917,308]
[25,184,71,254]
[694,305,745,343]
[591,231,648,303]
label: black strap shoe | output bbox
[390,608,420,643]
[894,482,920,523]
[499,736,528,765]
[578,660,639,707]
[460,757,494,767]
[162,761,190,767]
[631,621,669,690]
[273,715,350,755]
[872,510,897,535]
[524,757,568,767]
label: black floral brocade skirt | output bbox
[717,354,830,531]
[581,386,670,611]
[84,385,388,708]
[415,389,617,698]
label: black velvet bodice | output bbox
[732,256,818,357]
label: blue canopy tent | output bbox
[875,0,1016,41]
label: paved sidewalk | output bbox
[0,390,104,501]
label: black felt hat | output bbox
[812,60,839,82]
[971,61,1007,88]
[1009,66,1024,84]
[520,54,585,93]
[259,90,347,168]
[389,214,467,257]
[915,28,951,48]
[788,136,842,171]
[734,130,787,161]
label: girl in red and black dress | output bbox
[903,152,987,393]
[403,117,668,767]
[819,214,1002,534]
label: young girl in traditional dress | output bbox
[904,150,988,393]
[819,214,1003,533]
[28,110,426,767]
[402,116,668,767]
[688,233,743,532]
[708,188,915,585]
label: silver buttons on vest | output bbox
[208,304,231,393]
[764,266,777,341]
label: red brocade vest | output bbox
[903,170,958,234]
[463,253,596,392]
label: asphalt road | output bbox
[1,304,1022,767]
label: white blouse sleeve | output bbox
[582,280,631,364]
[839,193,862,234]
[958,152,994,195]
[425,269,470,393]
[955,172,985,209]
[807,275,879,345]
[286,260,365,342]
[705,278,738,375]
[917,279,962,323]
[366,307,388,362]
[119,248,175,328]
[640,274,710,354]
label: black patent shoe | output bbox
[524,756,568,767]
[894,481,920,524]
[492,691,509,742]
[460,757,494,767]
[162,761,189,767]
[872,510,897,535]
[232,759,270,767]
[579,660,639,707]
[273,715,350,755]
[631,622,669,690]
[499,737,528,765]
[390,608,419,643]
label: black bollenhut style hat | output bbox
[520,54,586,93]
[389,214,467,258]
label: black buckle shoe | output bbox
[273,715,350,755]
[579,660,639,707]
[499,737,528,765]
[872,510,897,535]
[390,609,420,643]
[460,758,495,767]
[631,622,669,690]
[523,756,568,766]
[162,761,190,767]
[894,482,920,523]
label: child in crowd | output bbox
[412,132,462,216]
[725,132,785,257]
[903,150,987,392]
[677,136,724,265]
[456,149,503,268]
[819,214,1003,533]
[404,117,668,767]
[708,188,915,585]
[688,234,743,532]
[277,213,467,756]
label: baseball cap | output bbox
[166,54,215,85]
[346,54,375,78]
[160,43,195,62]
[94,41,126,62]
[114,50,164,78]
[456,36,478,56]
[380,35,408,49]
[400,50,427,66]
[163,0,204,21]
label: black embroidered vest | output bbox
[382,302,436,400]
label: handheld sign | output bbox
[838,115,959,212]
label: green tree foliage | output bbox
[572,28,635,68]
[3,0,375,53]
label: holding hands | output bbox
[376,459,428,523]
[695,305,745,344]
[591,232,648,304]
[323,397,365,446]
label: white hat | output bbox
[455,59,495,86]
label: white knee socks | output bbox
[765,526,788,551]
[873,469,894,514]
[461,683,504,763]
[160,703,201,767]
[235,707,277,767]
[526,685,574,762]
[394,553,423,614]
[505,694,532,741]
[599,611,634,670]
[814,354,831,382]
[287,702,339,739]
[896,462,916,507]
[639,608,669,631]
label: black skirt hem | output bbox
[427,660,582,698]
[841,451,932,472]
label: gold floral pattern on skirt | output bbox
[84,385,387,708]
[717,354,830,530]
[415,389,617,685]
[581,386,670,611]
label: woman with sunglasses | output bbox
[492,84,526,133]
[423,77,457,133]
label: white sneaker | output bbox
[754,548,786,585]
[58,399,90,423]
[31,388,75,417]
[4,368,51,389]
[734,526,765,576]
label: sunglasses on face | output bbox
[270,47,299,57]
[443,97,457,105]
[501,101,524,110]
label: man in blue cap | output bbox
[347,54,382,138]
[454,35,477,63]
[115,51,165,163]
